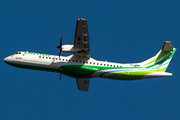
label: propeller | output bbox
[57,36,62,60]
[59,74,61,81]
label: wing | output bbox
[76,78,90,91]
[74,18,90,58]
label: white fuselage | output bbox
[4,51,125,73]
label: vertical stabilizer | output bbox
[140,41,176,72]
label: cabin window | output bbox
[53,58,55,60]
[100,63,102,65]
[39,56,41,58]
[110,65,112,67]
[97,63,99,65]
[93,63,95,65]
[76,61,78,63]
[42,57,44,58]
[73,60,75,62]
[66,59,68,61]
[107,64,109,66]
[117,65,119,67]
[79,61,81,63]
[86,62,88,64]
[90,62,92,64]
[114,65,116,67]
[56,58,57,60]
[104,64,106,66]
[83,61,85,63]
[69,60,71,62]
[62,59,64,61]
[49,57,51,59]
[120,66,122,68]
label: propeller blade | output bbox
[60,36,62,47]
[57,36,62,60]
[59,49,61,60]
[59,74,61,81]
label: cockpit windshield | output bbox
[15,52,21,54]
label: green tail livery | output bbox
[4,18,176,91]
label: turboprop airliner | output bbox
[4,18,176,91]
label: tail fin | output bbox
[140,41,176,72]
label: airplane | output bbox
[4,18,176,91]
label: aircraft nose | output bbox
[4,57,9,63]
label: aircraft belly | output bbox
[108,73,143,80]
[107,70,172,80]
[141,72,172,79]
[60,65,98,78]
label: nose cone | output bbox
[4,57,9,63]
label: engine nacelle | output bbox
[62,45,81,53]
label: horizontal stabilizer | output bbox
[162,41,173,51]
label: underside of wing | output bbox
[74,18,90,58]
[76,78,90,91]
